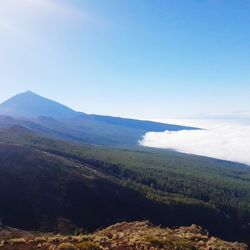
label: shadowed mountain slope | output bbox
[0,142,230,234]
[0,126,250,244]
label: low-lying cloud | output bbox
[140,119,250,165]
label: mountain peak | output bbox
[24,90,36,95]
[0,91,78,119]
[15,90,42,100]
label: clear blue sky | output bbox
[0,0,249,119]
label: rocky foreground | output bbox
[0,221,248,250]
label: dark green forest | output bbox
[22,127,250,216]
[1,126,250,244]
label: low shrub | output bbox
[57,242,77,250]
[77,241,101,250]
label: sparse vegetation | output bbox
[0,221,247,250]
[7,237,26,245]
[76,242,101,250]
[57,242,77,250]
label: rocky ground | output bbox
[0,221,248,250]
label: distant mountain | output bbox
[0,91,78,118]
[0,91,197,146]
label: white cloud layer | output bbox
[140,118,250,165]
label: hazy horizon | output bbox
[2,90,250,121]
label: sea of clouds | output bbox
[140,117,250,165]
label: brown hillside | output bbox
[0,221,248,250]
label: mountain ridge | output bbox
[0,91,197,146]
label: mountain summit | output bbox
[0,90,78,118]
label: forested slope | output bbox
[0,126,250,244]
